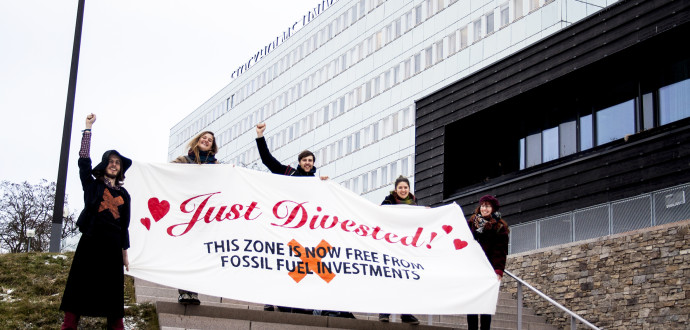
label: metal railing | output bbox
[505,270,600,330]
[510,182,690,254]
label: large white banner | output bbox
[125,162,500,314]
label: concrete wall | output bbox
[501,219,690,329]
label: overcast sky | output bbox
[0,0,325,213]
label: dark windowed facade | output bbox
[415,0,690,229]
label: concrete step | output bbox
[156,301,450,330]
[136,278,557,330]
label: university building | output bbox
[167,0,690,253]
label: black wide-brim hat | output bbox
[92,150,132,177]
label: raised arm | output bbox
[78,114,97,190]
[255,123,291,174]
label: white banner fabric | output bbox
[125,162,500,314]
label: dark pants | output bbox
[467,314,491,330]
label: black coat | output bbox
[381,191,417,205]
[256,136,316,176]
[60,157,131,318]
[467,214,509,277]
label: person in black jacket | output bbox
[466,195,509,330]
[255,123,327,179]
[378,176,420,325]
[60,113,132,330]
[255,123,358,318]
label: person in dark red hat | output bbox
[60,113,132,330]
[466,195,509,330]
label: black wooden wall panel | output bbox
[414,0,690,224]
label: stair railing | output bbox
[504,270,600,330]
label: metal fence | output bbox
[509,183,690,254]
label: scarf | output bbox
[473,215,489,233]
[189,150,217,164]
[390,191,416,205]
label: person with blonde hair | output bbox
[171,130,219,305]
[173,130,219,164]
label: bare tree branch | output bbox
[0,180,79,252]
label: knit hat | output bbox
[479,195,500,211]
[92,150,132,178]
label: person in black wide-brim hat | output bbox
[60,113,132,330]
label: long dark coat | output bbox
[60,157,131,318]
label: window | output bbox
[394,65,401,85]
[384,70,391,89]
[414,53,421,73]
[460,27,468,49]
[486,12,494,34]
[448,32,457,54]
[596,100,635,146]
[415,5,422,25]
[526,132,542,167]
[435,41,443,63]
[228,95,235,110]
[519,138,526,170]
[559,120,577,157]
[514,0,523,19]
[362,173,369,192]
[500,3,510,27]
[659,79,690,125]
[641,92,655,130]
[578,114,594,151]
[530,0,539,11]
[401,158,409,177]
[542,126,558,162]
[425,47,433,68]
[338,139,344,158]
[381,165,388,184]
[339,96,346,115]
[473,19,482,41]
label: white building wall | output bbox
[168,0,616,204]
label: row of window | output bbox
[173,0,378,148]
[519,78,690,169]
[214,0,541,154]
[174,0,471,149]
[230,105,414,170]
[174,0,554,150]
[340,155,415,195]
[173,0,557,192]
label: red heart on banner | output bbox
[148,198,170,222]
[453,239,468,250]
[141,217,151,230]
[442,225,453,234]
